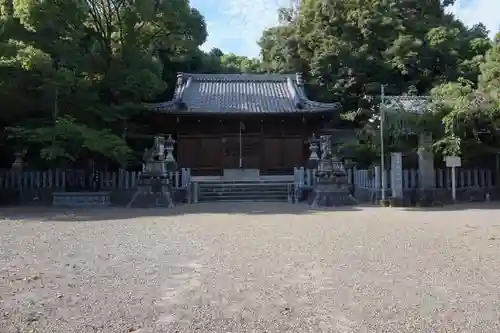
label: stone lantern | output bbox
[164,134,177,169]
[127,135,176,208]
[307,133,320,169]
[310,135,357,208]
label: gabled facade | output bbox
[144,72,341,175]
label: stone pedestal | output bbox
[127,173,174,208]
[309,135,358,208]
[53,192,111,207]
[311,183,357,208]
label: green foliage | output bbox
[1,0,499,169]
[479,42,500,102]
[220,53,264,73]
[430,61,500,159]
[261,0,491,101]
[0,0,210,167]
[258,0,499,165]
[200,48,265,74]
[6,116,133,165]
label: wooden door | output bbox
[262,138,282,171]
[200,137,222,170]
[222,136,239,169]
[177,137,200,168]
[242,135,261,169]
[282,137,303,169]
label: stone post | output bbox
[373,165,381,202]
[193,182,199,203]
[418,133,435,204]
[418,133,435,189]
[390,152,403,200]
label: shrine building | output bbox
[145,72,341,176]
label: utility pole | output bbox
[380,84,387,201]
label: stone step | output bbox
[200,189,289,195]
[200,197,288,202]
[200,191,288,197]
[199,189,289,196]
[199,181,290,186]
[199,187,288,193]
[199,191,288,197]
[196,181,291,202]
[198,185,289,192]
[200,192,288,200]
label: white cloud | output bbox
[200,0,500,57]
[447,0,500,38]
[199,0,291,57]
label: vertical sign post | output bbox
[391,152,403,199]
[445,156,461,202]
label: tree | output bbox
[479,36,500,103]
[258,25,303,73]
[430,36,500,161]
[219,53,263,73]
[259,0,491,107]
[257,0,495,165]
[1,0,208,167]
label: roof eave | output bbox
[144,107,340,115]
[304,100,341,109]
[143,101,341,114]
[143,101,179,112]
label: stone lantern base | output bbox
[310,183,358,208]
[127,173,174,208]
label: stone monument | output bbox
[309,135,358,208]
[127,135,176,208]
[417,132,436,205]
[11,150,26,201]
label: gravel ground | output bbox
[1,202,500,332]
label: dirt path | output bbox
[1,203,500,332]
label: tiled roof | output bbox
[382,96,431,114]
[145,73,341,114]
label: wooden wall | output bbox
[143,112,330,175]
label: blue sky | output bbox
[190,0,499,58]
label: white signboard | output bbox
[445,156,461,168]
[445,156,461,202]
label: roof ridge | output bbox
[286,77,304,108]
[178,72,298,82]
